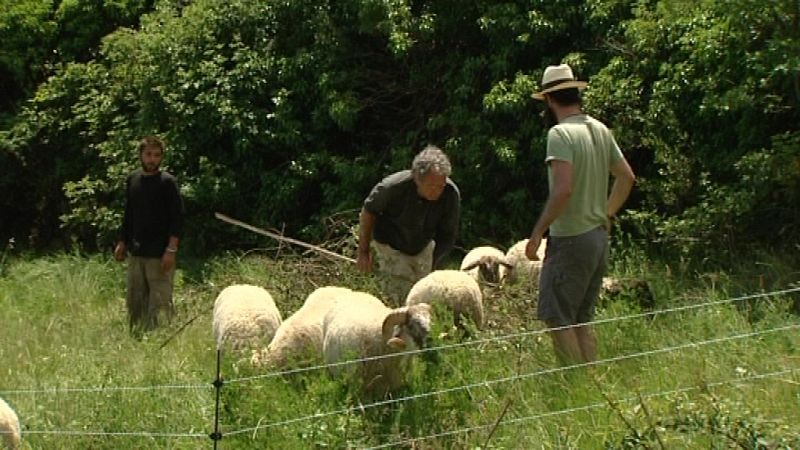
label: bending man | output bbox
[357,145,460,304]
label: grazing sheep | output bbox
[406,269,484,330]
[322,291,431,395]
[0,396,20,450]
[500,238,547,285]
[601,276,655,310]
[212,284,282,351]
[460,246,512,285]
[251,286,351,368]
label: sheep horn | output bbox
[382,308,408,342]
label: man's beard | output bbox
[540,107,557,129]
[141,162,159,173]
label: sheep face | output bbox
[463,255,512,284]
[382,303,431,352]
[363,303,431,395]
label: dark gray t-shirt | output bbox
[363,169,460,268]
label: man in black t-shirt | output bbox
[357,145,460,303]
[114,136,184,334]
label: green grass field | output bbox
[1,244,798,449]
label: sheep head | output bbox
[463,255,513,284]
[382,303,432,351]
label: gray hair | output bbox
[411,145,452,178]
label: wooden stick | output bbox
[214,212,356,264]
[483,398,513,448]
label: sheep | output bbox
[322,291,431,395]
[499,238,547,285]
[0,396,20,450]
[406,269,484,330]
[212,284,282,352]
[251,286,351,368]
[460,246,512,285]
[601,276,655,310]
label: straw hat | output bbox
[532,64,588,100]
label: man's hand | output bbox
[114,242,127,262]
[356,250,373,273]
[161,251,176,273]
[605,214,614,233]
[525,236,542,261]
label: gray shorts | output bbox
[537,227,608,326]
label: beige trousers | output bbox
[126,256,175,332]
[373,240,435,305]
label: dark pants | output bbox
[126,256,175,332]
[537,227,608,326]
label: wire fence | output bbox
[222,322,800,437]
[3,286,796,397]
[368,366,800,449]
[3,286,798,446]
[225,286,800,385]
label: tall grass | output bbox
[0,246,798,449]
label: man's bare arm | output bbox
[607,158,635,218]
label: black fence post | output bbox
[210,349,223,449]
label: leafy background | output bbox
[1,0,798,261]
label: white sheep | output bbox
[406,269,484,330]
[0,396,20,450]
[500,238,547,285]
[322,291,431,395]
[212,284,282,351]
[460,246,512,285]
[251,286,351,368]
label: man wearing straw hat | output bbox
[526,64,636,365]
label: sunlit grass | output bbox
[0,248,798,449]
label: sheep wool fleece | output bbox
[0,396,20,450]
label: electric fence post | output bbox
[210,349,223,449]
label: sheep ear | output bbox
[386,336,406,350]
[382,308,408,342]
[462,261,480,271]
[499,258,514,269]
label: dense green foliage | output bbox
[0,0,154,114]
[0,0,798,259]
[0,249,798,448]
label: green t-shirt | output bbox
[545,114,623,237]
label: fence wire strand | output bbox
[18,430,207,438]
[223,322,799,437]
[0,382,211,396]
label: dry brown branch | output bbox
[215,212,356,264]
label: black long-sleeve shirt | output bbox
[118,170,184,257]
[363,170,460,269]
